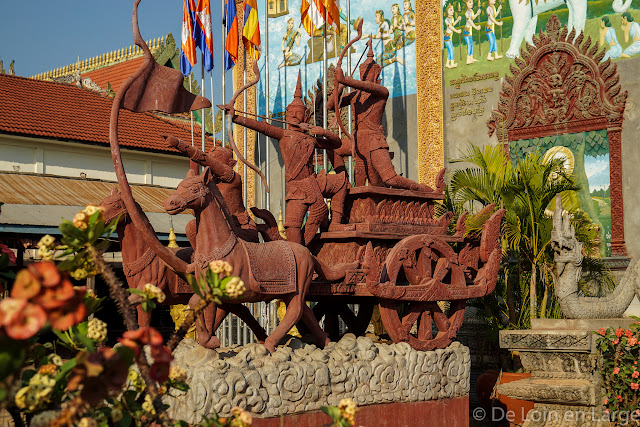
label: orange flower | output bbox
[33,279,75,310]
[11,269,41,300]
[0,298,47,340]
[48,292,87,331]
[29,262,61,288]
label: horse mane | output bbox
[203,169,238,239]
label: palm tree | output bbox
[449,144,579,325]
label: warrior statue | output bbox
[330,38,433,192]
[163,136,259,243]
[222,72,349,245]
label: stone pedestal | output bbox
[498,319,632,426]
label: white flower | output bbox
[87,317,108,342]
[143,283,166,303]
[225,277,245,298]
[37,234,55,249]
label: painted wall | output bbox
[442,1,640,258]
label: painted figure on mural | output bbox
[600,16,623,61]
[279,17,303,69]
[163,136,259,243]
[390,3,410,50]
[621,12,640,58]
[485,0,503,61]
[330,39,434,192]
[223,73,349,245]
[366,10,405,67]
[464,0,481,64]
[444,4,462,69]
[402,0,416,44]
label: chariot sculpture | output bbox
[104,0,505,353]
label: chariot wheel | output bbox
[313,302,374,341]
[377,235,467,350]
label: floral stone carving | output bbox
[164,335,470,422]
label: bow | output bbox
[224,61,269,192]
[333,19,363,159]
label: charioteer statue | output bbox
[329,38,434,192]
[163,136,259,243]
[222,72,349,245]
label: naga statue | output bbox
[551,194,639,319]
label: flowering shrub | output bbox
[321,398,359,427]
[0,205,248,426]
[596,318,640,416]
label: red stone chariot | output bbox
[107,1,505,353]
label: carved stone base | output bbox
[499,322,623,426]
[165,335,470,423]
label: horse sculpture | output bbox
[163,167,358,352]
[100,188,268,347]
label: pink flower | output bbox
[617,395,623,402]
[613,339,620,345]
[615,328,624,338]
[0,244,16,264]
[632,371,639,379]
[614,367,620,375]
[604,398,608,404]
[630,337,638,346]
[598,328,606,336]
[632,383,639,390]
[625,329,633,338]
[605,409,610,414]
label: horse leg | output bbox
[264,294,304,352]
[301,304,330,348]
[189,294,220,349]
[129,293,151,327]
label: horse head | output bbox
[164,167,213,215]
[101,187,129,225]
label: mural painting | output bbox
[258,0,418,116]
[445,0,638,258]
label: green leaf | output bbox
[0,337,26,381]
[0,387,7,402]
[320,405,341,421]
[119,409,132,427]
[128,288,146,296]
[172,382,190,392]
[186,274,203,298]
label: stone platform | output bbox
[165,335,471,424]
[498,319,634,426]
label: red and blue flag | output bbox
[224,0,239,71]
[180,0,198,76]
[194,0,214,71]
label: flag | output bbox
[300,0,324,36]
[194,0,214,71]
[224,0,239,71]
[242,0,261,61]
[323,0,341,34]
[180,0,198,76]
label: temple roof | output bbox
[0,73,214,154]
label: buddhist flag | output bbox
[242,0,261,61]
[194,0,214,71]
[224,0,239,71]
[180,0,198,76]
[300,0,325,36]
[323,0,341,34]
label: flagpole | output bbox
[322,9,328,172]
[264,0,270,211]
[222,0,227,148]
[347,0,353,183]
[190,76,195,147]
[243,51,248,207]
[201,54,206,154]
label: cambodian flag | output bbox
[242,0,261,61]
[180,0,198,76]
[194,0,214,71]
[224,0,239,71]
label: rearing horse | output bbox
[164,167,357,352]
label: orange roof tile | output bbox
[0,74,214,154]
[82,56,145,93]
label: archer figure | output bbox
[222,72,349,245]
[329,38,433,192]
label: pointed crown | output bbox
[359,38,381,76]
[287,71,308,112]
